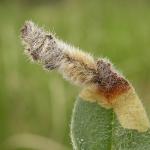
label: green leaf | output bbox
[71,97,150,150]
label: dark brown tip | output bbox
[20,21,34,39]
[46,34,53,40]
[30,51,39,61]
[20,24,28,38]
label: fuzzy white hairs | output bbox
[21,21,150,132]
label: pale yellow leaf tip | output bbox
[80,86,150,132]
[113,88,150,132]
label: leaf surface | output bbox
[71,97,150,150]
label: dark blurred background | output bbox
[0,0,150,149]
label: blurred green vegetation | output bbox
[0,0,150,149]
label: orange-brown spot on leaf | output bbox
[95,77,131,104]
[93,59,131,104]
